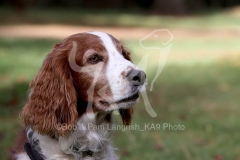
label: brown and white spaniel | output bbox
[10,32,146,160]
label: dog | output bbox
[10,32,146,160]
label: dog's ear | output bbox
[119,108,134,125]
[122,47,132,62]
[21,42,78,136]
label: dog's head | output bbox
[21,32,146,136]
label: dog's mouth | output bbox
[99,92,139,106]
[116,92,139,104]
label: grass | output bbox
[0,37,240,160]
[0,7,240,29]
[115,62,240,159]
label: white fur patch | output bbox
[15,152,31,160]
[88,32,143,110]
[27,113,118,160]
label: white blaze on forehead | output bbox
[88,31,137,102]
[88,32,119,55]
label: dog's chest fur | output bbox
[25,113,118,160]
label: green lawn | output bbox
[0,37,240,159]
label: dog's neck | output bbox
[27,112,118,160]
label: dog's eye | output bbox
[88,54,102,64]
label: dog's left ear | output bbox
[21,41,78,136]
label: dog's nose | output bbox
[127,69,146,86]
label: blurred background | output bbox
[0,0,240,159]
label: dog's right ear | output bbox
[119,108,134,125]
[122,47,132,62]
[21,42,78,136]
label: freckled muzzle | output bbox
[98,69,146,107]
